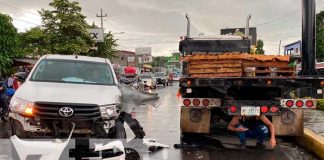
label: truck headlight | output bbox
[100,105,117,119]
[10,97,35,116]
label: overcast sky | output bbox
[1,0,324,56]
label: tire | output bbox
[180,133,203,145]
[10,119,29,138]
[114,120,127,140]
[1,117,7,122]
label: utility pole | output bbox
[279,40,282,55]
[96,8,107,29]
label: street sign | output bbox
[135,47,152,55]
[138,55,153,64]
[127,56,135,62]
[167,56,179,63]
[87,29,104,42]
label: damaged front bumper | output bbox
[9,112,114,137]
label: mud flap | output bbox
[180,107,211,134]
[273,109,304,136]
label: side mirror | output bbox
[14,72,27,82]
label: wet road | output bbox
[304,109,324,137]
[0,83,320,160]
[127,82,319,160]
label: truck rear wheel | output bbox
[180,133,198,145]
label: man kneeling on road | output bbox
[227,115,276,149]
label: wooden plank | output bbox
[190,72,242,78]
[189,63,242,69]
[189,68,242,74]
[243,61,289,67]
[191,60,243,65]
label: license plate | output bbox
[241,106,260,116]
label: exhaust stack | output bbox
[300,0,318,75]
[245,14,252,39]
[186,14,190,39]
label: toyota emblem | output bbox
[58,107,74,117]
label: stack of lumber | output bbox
[184,53,294,78]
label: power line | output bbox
[109,0,266,20]
[253,0,324,27]
[12,17,40,26]
[0,1,40,16]
[254,10,300,27]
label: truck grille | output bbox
[34,102,101,120]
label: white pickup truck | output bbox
[9,54,125,138]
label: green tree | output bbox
[19,27,49,57]
[96,32,118,59]
[151,56,168,67]
[317,11,324,61]
[39,0,93,55]
[0,13,20,75]
[255,39,265,54]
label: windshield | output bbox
[139,75,152,79]
[155,72,165,77]
[31,59,115,85]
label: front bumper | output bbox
[9,112,113,135]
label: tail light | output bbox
[260,106,268,113]
[202,99,210,106]
[270,106,278,113]
[296,100,304,108]
[285,100,294,108]
[183,99,191,106]
[192,99,200,106]
[305,100,314,108]
[229,106,237,113]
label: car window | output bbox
[155,72,165,77]
[139,75,152,79]
[31,59,115,85]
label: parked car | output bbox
[154,72,168,86]
[173,72,180,81]
[138,73,157,89]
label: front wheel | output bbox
[112,120,127,139]
[10,119,29,138]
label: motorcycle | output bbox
[0,88,14,122]
[0,72,25,122]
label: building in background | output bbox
[113,50,136,66]
[284,40,302,58]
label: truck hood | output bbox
[14,81,121,105]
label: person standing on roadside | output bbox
[0,76,8,113]
[7,74,15,88]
